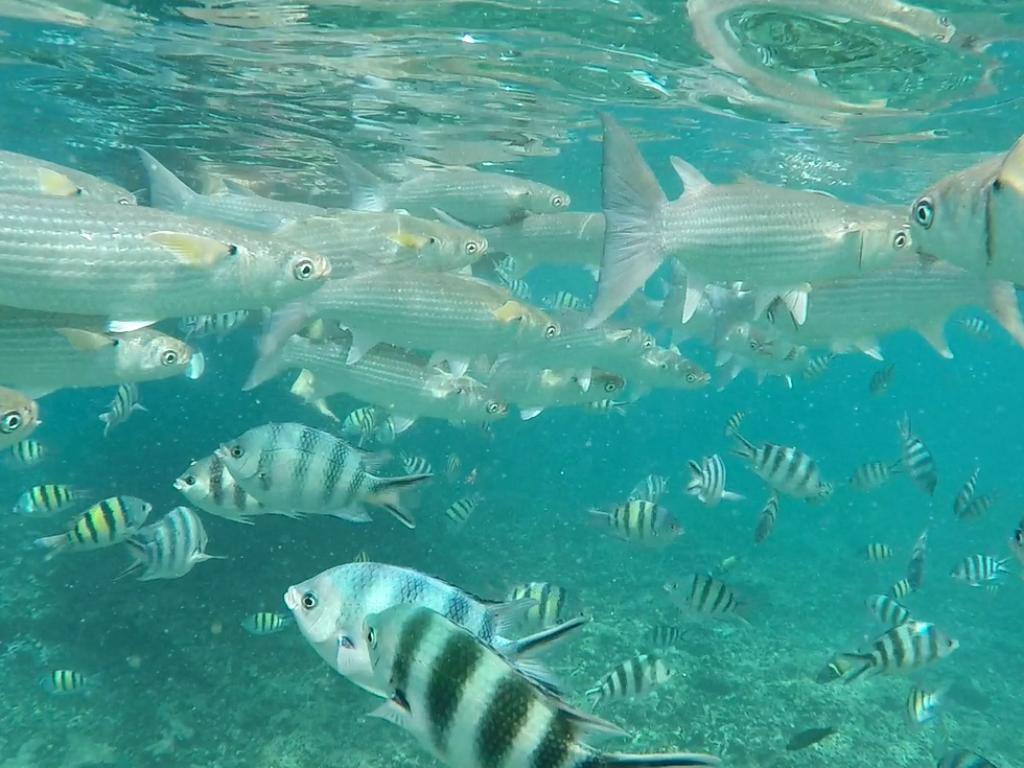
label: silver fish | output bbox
[589,115,910,328]
[485,364,625,420]
[585,654,673,707]
[835,620,958,683]
[99,383,146,437]
[0,149,135,204]
[12,484,89,517]
[849,460,900,492]
[753,493,779,544]
[40,669,89,694]
[865,594,911,627]
[953,467,980,518]
[663,574,745,622]
[483,212,604,276]
[174,454,299,525]
[216,422,431,528]
[121,506,222,581]
[179,310,250,340]
[241,612,292,635]
[950,554,1010,586]
[898,415,937,496]
[34,495,152,559]
[733,436,829,500]
[0,386,39,450]
[0,194,330,322]
[505,582,577,632]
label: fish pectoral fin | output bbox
[388,231,430,250]
[669,155,711,193]
[345,332,378,365]
[146,231,237,267]
[54,327,115,351]
[916,322,953,359]
[778,285,810,326]
[328,507,374,523]
[390,414,416,434]
[995,134,1024,196]
[681,280,705,324]
[37,167,80,197]
[221,178,257,196]
[367,696,412,728]
[519,406,544,420]
[492,300,527,324]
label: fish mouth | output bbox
[172,477,187,491]
[283,586,301,611]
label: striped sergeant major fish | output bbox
[362,604,720,768]
[848,460,900,492]
[890,578,913,599]
[906,683,949,726]
[869,363,895,396]
[864,542,894,561]
[585,654,673,707]
[732,436,830,501]
[753,493,778,544]
[587,500,682,545]
[957,316,991,339]
[898,414,937,496]
[506,582,576,631]
[217,422,432,529]
[401,453,433,477]
[663,574,746,623]
[174,453,302,525]
[99,383,147,437]
[241,611,293,635]
[121,506,223,581]
[801,353,834,382]
[937,749,998,768]
[648,625,685,648]
[950,554,1011,587]
[865,594,911,627]
[627,474,669,504]
[953,467,979,517]
[445,493,482,528]
[34,495,152,560]
[958,492,996,521]
[7,438,45,467]
[685,455,744,508]
[724,411,746,438]
[40,669,88,694]
[907,528,928,591]
[12,484,89,517]
[834,620,958,683]
[179,310,249,339]
[341,405,380,446]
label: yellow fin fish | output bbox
[37,168,81,197]
[53,327,115,352]
[146,231,238,267]
[388,231,431,250]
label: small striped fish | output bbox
[401,453,433,476]
[627,473,669,503]
[12,484,88,517]
[582,399,627,416]
[906,684,947,726]
[950,554,1010,586]
[585,654,673,707]
[835,620,958,683]
[890,578,913,599]
[849,461,900,492]
[100,383,146,437]
[958,316,991,339]
[733,436,829,500]
[648,625,685,648]
[362,604,719,768]
[40,669,88,694]
[506,582,575,630]
[753,493,779,544]
[7,438,45,467]
[122,506,221,581]
[907,528,928,590]
[341,405,379,445]
[664,574,744,621]
[179,310,249,339]
[865,594,911,627]
[34,495,152,559]
[497,271,532,301]
[445,493,482,527]
[953,467,979,517]
[938,749,998,768]
[685,455,744,508]
[898,415,937,496]
[588,500,682,545]
[958,491,996,521]
[869,363,895,395]
[801,353,834,382]
[241,611,292,635]
[864,542,894,561]
[352,550,371,563]
[544,290,587,312]
[445,453,462,481]
[724,411,746,437]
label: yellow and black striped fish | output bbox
[444,493,482,527]
[7,438,45,467]
[864,542,894,561]
[898,415,937,496]
[754,493,779,544]
[352,550,371,564]
[587,499,682,544]
[241,611,292,635]
[890,577,913,599]
[585,654,673,707]
[506,581,574,630]
[40,669,87,694]
[12,484,87,517]
[33,495,152,559]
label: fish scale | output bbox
[0,194,328,319]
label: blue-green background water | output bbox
[1,1,1023,767]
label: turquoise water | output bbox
[1,2,1023,767]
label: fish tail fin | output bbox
[986,281,1024,348]
[336,152,392,212]
[835,653,874,683]
[245,302,315,390]
[598,751,720,768]
[366,473,432,529]
[136,148,196,211]
[34,533,68,560]
[586,113,668,329]
[114,540,146,581]
[730,434,756,460]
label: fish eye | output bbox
[293,258,316,280]
[183,475,196,486]
[230,446,244,459]
[366,626,377,648]
[912,198,934,229]
[227,244,239,256]
[686,372,698,383]
[551,196,565,208]
[1,411,22,433]
[161,349,179,366]
[604,381,617,393]
[486,401,501,414]
[642,338,655,350]
[893,230,909,249]
[117,197,132,205]
[465,241,479,255]
[544,323,559,339]
[301,591,318,610]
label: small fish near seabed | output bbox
[34,495,152,560]
[585,654,674,708]
[120,506,223,581]
[685,454,744,508]
[241,612,293,636]
[663,573,747,624]
[832,620,959,683]
[786,726,838,751]
[587,499,682,546]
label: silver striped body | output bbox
[849,461,898,492]
[906,685,944,725]
[241,611,292,635]
[544,291,588,313]
[363,605,718,768]
[890,578,913,599]
[648,625,685,648]
[724,412,746,437]
[277,210,486,275]
[839,620,958,682]
[0,386,38,449]
[482,213,604,276]
[959,492,996,520]
[341,406,381,445]
[445,494,482,527]
[865,542,893,561]
[950,554,1010,586]
[217,422,428,526]
[13,484,88,517]
[174,454,285,525]
[0,150,135,203]
[0,311,196,396]
[685,454,741,507]
[589,500,682,545]
[633,346,710,391]
[506,582,574,631]
[284,562,515,696]
[585,654,673,707]
[870,364,895,395]
[124,506,214,581]
[7,438,45,466]
[954,467,980,517]
[801,353,834,381]
[734,437,827,500]
[664,574,742,619]
[898,416,938,496]
[40,669,89,694]
[865,595,911,627]
[100,383,143,436]
[627,474,668,504]
[0,194,329,319]
[271,336,509,424]
[753,493,778,544]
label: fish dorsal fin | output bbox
[146,231,236,267]
[37,167,80,197]
[54,327,114,351]
[669,156,710,193]
[995,134,1024,197]
[916,322,953,359]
